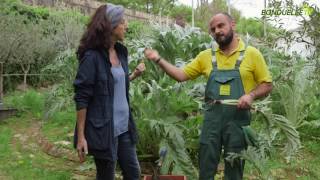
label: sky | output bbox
[177,0,319,30]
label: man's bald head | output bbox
[209,12,236,48]
[210,12,234,26]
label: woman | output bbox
[73,3,144,180]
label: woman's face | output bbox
[112,19,128,42]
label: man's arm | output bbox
[249,82,273,99]
[238,82,273,109]
[144,49,189,82]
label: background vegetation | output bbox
[0,0,319,179]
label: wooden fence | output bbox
[0,62,56,99]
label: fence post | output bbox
[0,62,3,100]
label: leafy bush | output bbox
[4,89,45,118]
[0,0,85,91]
[130,80,199,178]
[42,49,77,119]
[126,20,151,41]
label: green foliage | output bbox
[2,0,319,178]
[0,127,12,158]
[98,0,177,16]
[4,90,45,118]
[195,0,241,31]
[227,146,271,180]
[0,14,58,90]
[0,1,85,91]
[272,55,318,129]
[42,109,75,144]
[303,93,320,129]
[236,17,282,38]
[152,25,211,62]
[127,24,213,177]
[42,49,77,119]
[130,80,199,178]
[128,24,211,82]
[0,119,72,180]
[1,0,50,21]
[169,5,192,22]
[98,0,190,22]
[126,20,151,41]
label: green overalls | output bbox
[199,46,250,180]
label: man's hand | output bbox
[144,48,160,62]
[237,94,254,109]
[77,137,88,163]
[237,83,272,109]
[143,48,189,82]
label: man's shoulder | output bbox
[201,48,212,54]
[245,46,262,56]
[197,48,212,59]
[191,49,212,66]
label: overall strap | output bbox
[211,44,248,70]
[235,44,247,69]
[211,47,218,70]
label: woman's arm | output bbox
[73,52,96,162]
[76,108,88,162]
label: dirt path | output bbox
[9,119,95,180]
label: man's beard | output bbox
[214,29,233,49]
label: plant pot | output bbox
[143,175,187,180]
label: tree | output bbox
[1,15,56,90]
[169,4,192,23]
[97,0,178,16]
[48,12,85,50]
[195,0,241,30]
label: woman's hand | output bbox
[130,62,145,81]
[134,62,145,77]
[77,137,88,163]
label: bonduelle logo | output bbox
[261,8,303,16]
[261,4,314,16]
[302,4,314,16]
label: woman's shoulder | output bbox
[83,49,101,58]
[115,42,128,55]
[80,49,105,63]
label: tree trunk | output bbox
[23,72,27,91]
[0,62,3,100]
[20,64,30,91]
[146,0,150,13]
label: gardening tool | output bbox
[152,147,167,180]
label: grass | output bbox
[1,89,320,179]
[242,119,320,180]
[0,117,72,180]
[3,89,45,118]
[41,109,75,146]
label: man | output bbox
[144,13,272,179]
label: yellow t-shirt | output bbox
[183,39,272,93]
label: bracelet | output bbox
[155,57,161,64]
[249,91,256,99]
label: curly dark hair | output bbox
[77,5,112,60]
